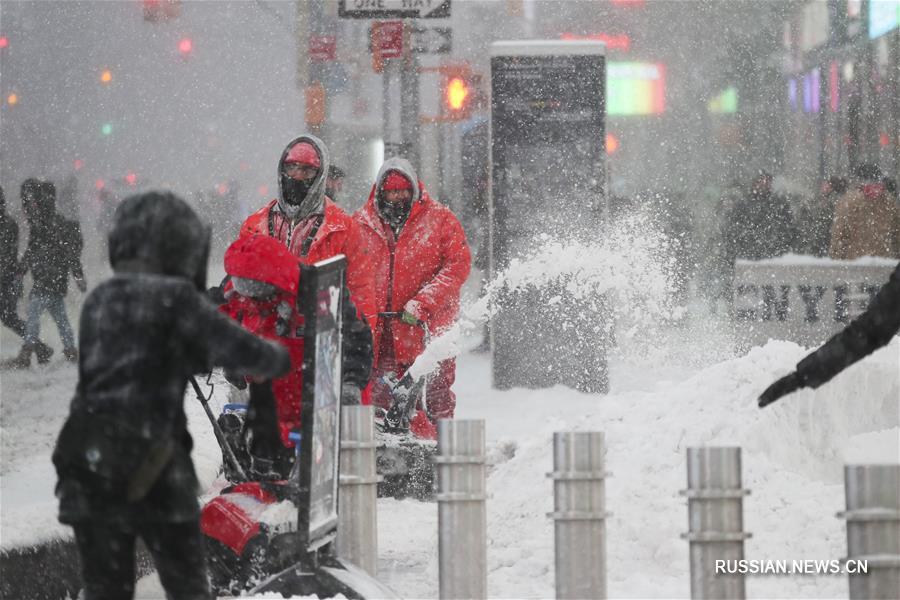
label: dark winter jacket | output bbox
[55,192,290,525]
[795,260,900,388]
[723,188,798,263]
[0,187,21,301]
[20,182,84,296]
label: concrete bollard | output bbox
[680,447,751,600]
[548,431,609,599]
[838,465,900,599]
[337,405,380,576]
[435,419,486,600]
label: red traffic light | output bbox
[0,36,8,50]
[125,172,138,186]
[441,64,473,121]
[178,37,192,56]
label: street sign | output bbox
[309,35,337,62]
[339,0,451,19]
[412,26,451,54]
[372,20,404,59]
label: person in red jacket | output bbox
[353,157,471,423]
[236,134,374,407]
[222,234,303,456]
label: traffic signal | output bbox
[6,93,17,106]
[100,69,112,84]
[101,123,113,136]
[441,64,473,121]
[0,36,8,50]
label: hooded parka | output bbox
[353,158,471,418]
[239,135,374,323]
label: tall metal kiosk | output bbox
[489,40,609,393]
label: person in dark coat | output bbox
[7,181,84,366]
[0,185,32,342]
[53,191,291,600]
[723,172,799,264]
[759,260,900,407]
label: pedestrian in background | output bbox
[0,185,33,345]
[829,164,900,260]
[8,180,84,367]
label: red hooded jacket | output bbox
[353,161,471,367]
[221,235,305,446]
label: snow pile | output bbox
[382,338,899,599]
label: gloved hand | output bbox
[383,372,416,430]
[224,369,248,390]
[75,276,87,293]
[758,372,803,408]
[341,383,361,405]
[400,311,421,326]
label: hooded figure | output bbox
[829,164,900,260]
[53,191,290,600]
[353,158,471,423]
[0,185,28,341]
[236,135,376,405]
[9,181,85,367]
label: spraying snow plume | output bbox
[408,214,685,380]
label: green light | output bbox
[708,87,738,114]
[101,123,113,136]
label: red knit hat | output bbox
[284,142,320,168]
[224,234,300,295]
[381,171,412,191]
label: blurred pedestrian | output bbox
[8,181,84,367]
[759,259,900,407]
[325,164,345,204]
[53,191,290,600]
[829,164,900,260]
[803,175,848,256]
[0,185,31,343]
[723,171,799,265]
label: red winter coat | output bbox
[222,235,305,446]
[353,179,471,368]
[240,197,375,327]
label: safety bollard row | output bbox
[338,421,899,600]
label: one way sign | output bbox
[412,26,452,54]
[339,0,451,19]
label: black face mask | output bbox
[378,197,412,230]
[283,176,313,207]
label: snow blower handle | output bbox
[189,375,248,482]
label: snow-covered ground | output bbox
[2,306,897,598]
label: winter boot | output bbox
[62,347,78,363]
[34,341,55,364]
[2,344,33,369]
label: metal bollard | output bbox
[680,447,751,600]
[548,431,609,599]
[337,405,381,576]
[838,465,900,599]
[435,419,487,600]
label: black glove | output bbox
[383,372,416,431]
[758,372,803,408]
